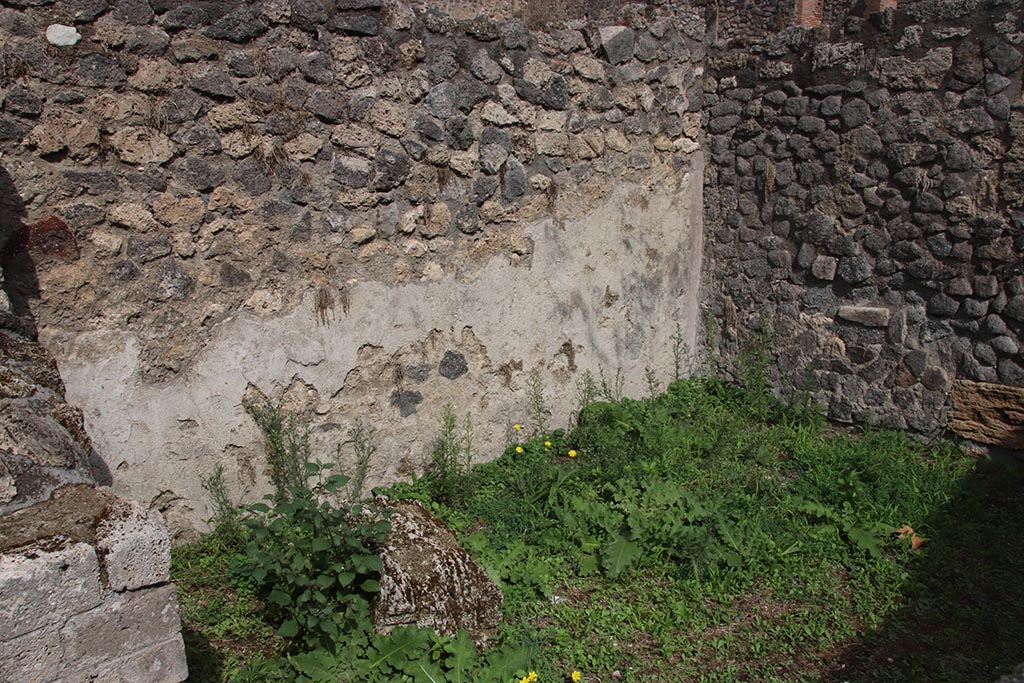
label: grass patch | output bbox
[172,377,1024,682]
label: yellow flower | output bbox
[527,673,538,683]
[544,441,552,448]
[513,424,522,431]
[568,449,577,458]
[516,446,524,454]
[572,672,582,682]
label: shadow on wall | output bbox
[0,164,112,487]
[0,163,39,338]
[825,455,1024,683]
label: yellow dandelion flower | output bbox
[516,446,524,454]
[513,424,522,431]
[544,441,552,448]
[572,672,582,682]
[568,449,577,458]
[527,673,538,683]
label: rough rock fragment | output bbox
[950,380,1024,449]
[372,500,502,639]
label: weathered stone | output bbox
[370,146,409,191]
[470,49,502,84]
[599,26,635,65]
[329,13,379,36]
[812,43,865,72]
[502,157,527,200]
[110,127,175,165]
[190,70,236,99]
[837,305,891,327]
[372,500,502,639]
[205,7,266,42]
[389,390,422,417]
[949,380,1024,449]
[877,48,953,90]
[152,260,194,301]
[438,351,467,379]
[94,497,171,591]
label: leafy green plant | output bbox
[244,398,311,502]
[427,404,475,506]
[526,369,550,435]
[202,464,243,540]
[573,370,598,427]
[239,463,391,652]
[342,418,376,501]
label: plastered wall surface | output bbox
[0,0,707,535]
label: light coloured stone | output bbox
[877,48,954,90]
[46,24,81,46]
[950,380,1024,449]
[28,112,100,158]
[682,112,702,139]
[448,150,478,176]
[129,60,183,93]
[153,194,205,229]
[350,225,377,244]
[398,206,425,234]
[0,543,102,640]
[110,127,175,165]
[523,58,555,86]
[572,54,606,81]
[96,499,171,592]
[481,101,518,126]
[62,585,182,665]
[369,100,407,137]
[812,255,838,280]
[605,129,631,153]
[90,231,124,258]
[220,130,262,159]
[284,133,323,162]
[529,174,552,191]
[109,203,160,233]
[422,203,451,239]
[0,461,14,504]
[421,261,444,281]
[536,131,569,156]
[673,137,699,153]
[331,124,381,152]
[206,102,260,131]
[837,305,891,327]
[536,110,567,131]
[571,130,605,159]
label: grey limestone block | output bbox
[96,498,172,592]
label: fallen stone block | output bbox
[372,499,502,640]
[950,380,1024,449]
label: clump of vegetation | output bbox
[426,402,476,506]
[239,463,390,652]
[243,398,310,502]
[175,371,1024,683]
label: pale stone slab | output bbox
[0,543,102,639]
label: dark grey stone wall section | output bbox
[703,0,1023,432]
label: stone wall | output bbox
[0,484,187,683]
[0,0,707,535]
[704,0,1024,432]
